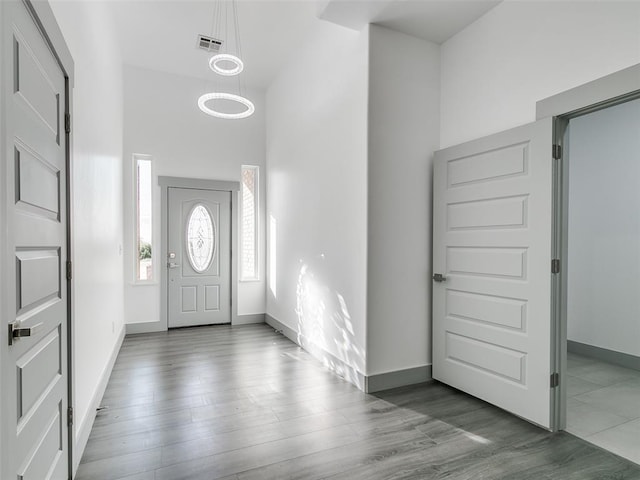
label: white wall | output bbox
[266,21,369,385]
[366,25,439,375]
[441,1,640,148]
[567,99,640,357]
[49,0,125,468]
[123,65,266,328]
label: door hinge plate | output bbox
[65,113,71,134]
[67,406,73,426]
[550,372,560,388]
[551,258,560,274]
[552,144,562,160]
[66,260,72,281]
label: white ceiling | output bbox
[319,0,502,44]
[103,0,501,90]
[105,1,318,89]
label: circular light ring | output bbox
[209,54,244,76]
[198,92,255,120]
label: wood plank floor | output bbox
[76,324,640,480]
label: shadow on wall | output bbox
[295,254,365,390]
[269,214,277,299]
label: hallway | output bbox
[76,324,640,479]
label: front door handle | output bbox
[8,322,42,346]
[167,262,180,269]
[432,273,447,282]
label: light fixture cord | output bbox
[231,0,245,98]
[204,0,221,94]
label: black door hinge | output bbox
[66,260,72,281]
[65,113,71,134]
[550,373,560,388]
[552,144,562,160]
[551,259,560,274]
[67,406,74,426]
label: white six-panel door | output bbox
[1,1,69,478]
[432,117,555,429]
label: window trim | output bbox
[133,154,155,285]
[240,165,259,282]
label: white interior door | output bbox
[432,117,556,429]
[168,187,231,327]
[1,1,69,479]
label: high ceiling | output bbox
[102,0,501,90]
[104,1,318,89]
[319,0,501,44]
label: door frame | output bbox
[159,176,240,330]
[536,64,640,431]
[0,0,75,477]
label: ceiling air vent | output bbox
[196,34,223,53]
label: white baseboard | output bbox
[73,325,125,475]
[234,313,265,325]
[265,314,366,391]
[126,320,166,334]
[365,365,432,393]
[125,314,266,333]
[265,314,432,394]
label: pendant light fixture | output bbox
[198,0,254,119]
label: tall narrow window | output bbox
[241,165,259,280]
[135,155,153,281]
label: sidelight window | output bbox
[241,165,259,280]
[135,155,153,281]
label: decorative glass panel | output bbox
[241,165,259,280]
[135,155,153,281]
[186,204,215,273]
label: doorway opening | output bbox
[561,98,640,464]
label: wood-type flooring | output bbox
[75,324,640,479]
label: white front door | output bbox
[1,1,70,479]
[432,117,556,429]
[168,187,231,327]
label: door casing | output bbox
[538,64,640,431]
[159,176,239,330]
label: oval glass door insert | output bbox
[186,204,216,272]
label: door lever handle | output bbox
[8,322,42,346]
[167,262,180,269]
[432,273,447,282]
